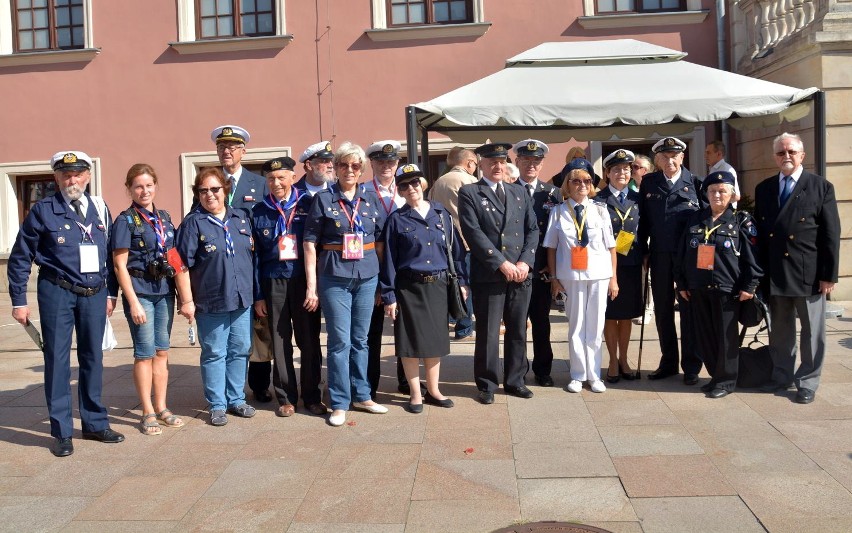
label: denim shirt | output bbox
[111,205,176,296]
[302,183,385,279]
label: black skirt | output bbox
[606,264,643,320]
[394,272,451,358]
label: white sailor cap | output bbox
[603,149,636,168]
[299,141,334,163]
[366,140,402,160]
[651,137,686,154]
[51,150,92,171]
[512,139,549,157]
[211,125,250,144]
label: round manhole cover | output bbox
[493,523,614,533]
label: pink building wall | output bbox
[0,0,720,221]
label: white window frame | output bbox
[0,158,102,254]
[578,0,708,29]
[366,0,490,42]
[0,0,98,68]
[171,0,292,55]
[179,146,291,215]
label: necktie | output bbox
[227,176,236,206]
[496,183,506,205]
[70,199,85,220]
[574,204,588,246]
[779,175,794,207]
[619,191,626,205]
[525,183,533,196]
[662,179,672,191]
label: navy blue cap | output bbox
[262,156,296,174]
[475,142,512,159]
[703,171,736,189]
[561,158,594,179]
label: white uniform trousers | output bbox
[562,278,609,381]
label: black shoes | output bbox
[795,388,815,404]
[82,428,125,443]
[424,392,454,408]
[478,391,495,404]
[50,437,74,457]
[534,375,554,387]
[648,367,678,380]
[505,385,534,399]
[708,388,730,399]
[254,390,273,403]
[407,403,424,414]
[683,374,700,386]
[606,374,621,384]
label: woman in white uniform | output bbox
[544,168,618,393]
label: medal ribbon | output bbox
[206,215,235,256]
[75,221,94,243]
[338,198,364,234]
[134,204,167,255]
[263,189,300,237]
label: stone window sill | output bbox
[0,48,99,68]
[578,10,709,30]
[365,22,491,42]
[169,35,293,55]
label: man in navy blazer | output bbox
[211,125,272,402]
[459,143,539,404]
[753,132,840,404]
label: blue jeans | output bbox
[124,293,175,359]
[195,307,251,411]
[453,253,474,338]
[318,274,377,410]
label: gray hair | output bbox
[772,132,804,152]
[333,142,366,165]
[634,154,654,171]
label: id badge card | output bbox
[166,247,187,273]
[615,230,635,256]
[697,244,716,270]
[570,246,588,270]
[342,233,364,260]
[79,243,100,273]
[278,234,298,261]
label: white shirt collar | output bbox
[665,168,682,184]
[483,176,502,191]
[608,184,627,197]
[60,191,88,215]
[567,197,589,209]
[778,165,804,183]
[224,165,244,184]
[304,181,327,196]
[520,178,538,194]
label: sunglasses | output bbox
[631,164,646,171]
[397,180,421,192]
[197,186,223,195]
[775,150,800,157]
[336,162,362,172]
[569,179,592,186]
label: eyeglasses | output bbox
[336,162,362,172]
[397,180,421,192]
[775,150,800,157]
[517,157,543,165]
[569,179,593,186]
[216,144,244,153]
[197,186,223,195]
[631,164,647,171]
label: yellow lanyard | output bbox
[703,223,723,243]
[569,203,589,239]
[613,205,633,225]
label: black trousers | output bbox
[650,252,702,374]
[247,361,272,394]
[690,289,740,391]
[471,279,532,392]
[367,303,405,399]
[261,276,323,406]
[528,276,554,377]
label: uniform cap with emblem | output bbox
[603,149,635,168]
[262,156,296,174]
[561,157,594,179]
[211,125,250,145]
[651,137,687,154]
[299,141,334,163]
[702,171,736,190]
[51,150,92,171]
[512,139,548,158]
[394,163,424,185]
[366,140,402,161]
[475,142,513,159]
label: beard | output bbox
[64,184,84,200]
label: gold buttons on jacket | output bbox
[789,235,795,240]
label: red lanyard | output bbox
[372,178,396,215]
[337,198,361,232]
[269,190,300,233]
[134,206,167,251]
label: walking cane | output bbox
[636,263,651,379]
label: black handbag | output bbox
[737,325,774,388]
[440,212,468,320]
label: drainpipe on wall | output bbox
[717,0,729,157]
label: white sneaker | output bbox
[352,401,389,414]
[328,410,347,426]
[565,380,582,393]
[590,380,606,393]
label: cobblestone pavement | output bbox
[0,295,850,532]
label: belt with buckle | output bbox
[322,242,376,252]
[400,270,446,283]
[44,275,103,297]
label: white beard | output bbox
[64,184,84,200]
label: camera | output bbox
[146,256,177,279]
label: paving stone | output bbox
[509,402,599,443]
[294,477,413,523]
[17,458,131,497]
[239,429,336,461]
[61,521,178,532]
[612,455,735,497]
[425,401,511,432]
[288,523,403,533]
[333,412,427,444]
[581,387,660,402]
[694,433,821,475]
[599,425,704,457]
[420,429,513,461]
[807,451,852,492]
[411,459,518,500]
[737,389,852,421]
[75,475,214,521]
[205,459,318,499]
[405,499,521,533]
[316,443,420,478]
[0,496,90,532]
[515,441,616,478]
[631,496,764,533]
[820,362,852,383]
[518,478,636,522]
[586,399,679,426]
[178,497,301,531]
[127,442,243,478]
[772,419,852,452]
[584,522,644,533]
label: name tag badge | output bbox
[166,247,187,273]
[615,230,635,256]
[570,246,588,271]
[79,243,100,273]
[278,234,298,261]
[243,196,254,202]
[697,244,716,270]
[342,233,364,260]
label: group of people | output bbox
[7,126,840,457]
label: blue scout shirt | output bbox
[111,204,176,296]
[379,201,468,305]
[251,190,312,300]
[8,192,117,307]
[302,183,385,279]
[175,206,253,314]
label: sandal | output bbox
[141,413,163,436]
[156,409,185,428]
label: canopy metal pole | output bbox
[420,127,430,180]
[406,105,419,166]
